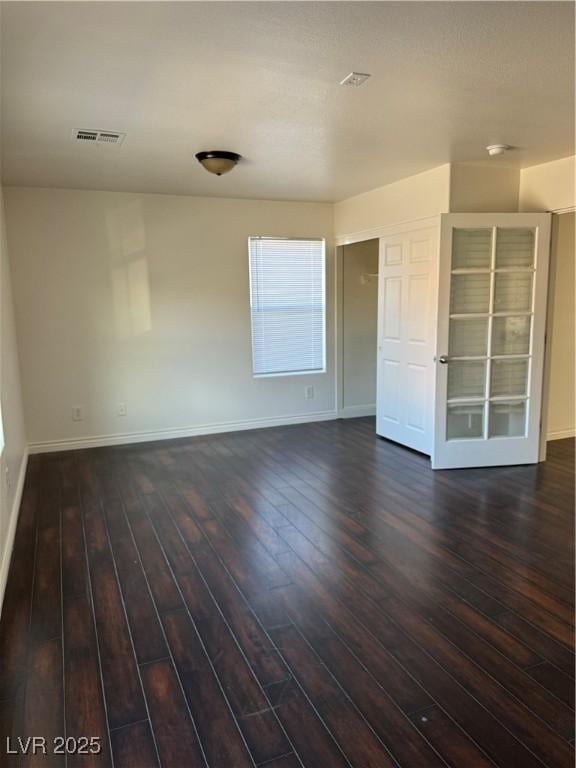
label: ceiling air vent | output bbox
[339,72,371,87]
[72,129,125,145]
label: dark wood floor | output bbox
[0,418,574,768]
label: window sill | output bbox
[253,369,326,379]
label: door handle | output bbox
[438,355,449,364]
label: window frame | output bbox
[248,235,327,378]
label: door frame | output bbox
[335,217,440,422]
[335,240,383,419]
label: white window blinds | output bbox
[249,237,326,376]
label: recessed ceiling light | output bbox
[340,72,371,87]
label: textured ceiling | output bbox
[1,1,574,202]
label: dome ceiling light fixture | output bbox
[486,144,510,157]
[195,150,242,176]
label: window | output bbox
[249,237,326,376]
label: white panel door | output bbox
[376,226,439,454]
[432,213,551,469]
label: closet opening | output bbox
[337,239,379,419]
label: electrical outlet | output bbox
[71,405,84,422]
[117,402,127,417]
[305,385,315,400]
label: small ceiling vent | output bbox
[339,72,371,87]
[72,129,125,145]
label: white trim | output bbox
[336,209,574,247]
[549,206,576,215]
[253,369,326,379]
[547,427,576,441]
[0,450,29,616]
[338,404,376,418]
[335,215,441,246]
[28,410,339,454]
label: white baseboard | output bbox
[338,404,376,418]
[547,427,576,441]
[0,449,29,616]
[29,410,339,454]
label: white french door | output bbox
[432,213,551,469]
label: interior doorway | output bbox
[337,239,379,417]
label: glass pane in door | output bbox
[491,359,529,397]
[450,274,491,314]
[492,316,531,355]
[452,229,492,269]
[489,400,527,437]
[494,272,533,312]
[495,229,535,268]
[448,360,486,399]
[449,317,488,357]
[447,403,484,439]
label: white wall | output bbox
[519,155,576,213]
[518,156,575,441]
[0,184,27,610]
[545,212,575,440]
[334,164,451,239]
[5,187,335,450]
[0,4,28,610]
[341,240,378,414]
[450,163,520,212]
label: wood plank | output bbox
[0,690,24,768]
[526,662,575,709]
[409,707,496,768]
[140,659,205,767]
[103,499,168,664]
[29,501,61,645]
[199,513,291,598]
[110,721,158,768]
[162,491,289,688]
[123,498,183,614]
[21,637,64,768]
[162,609,254,768]
[264,677,350,768]
[64,595,112,768]
[258,755,301,768]
[175,572,291,763]
[275,547,432,716]
[62,503,88,598]
[84,504,147,730]
[270,623,406,768]
[181,543,288,687]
